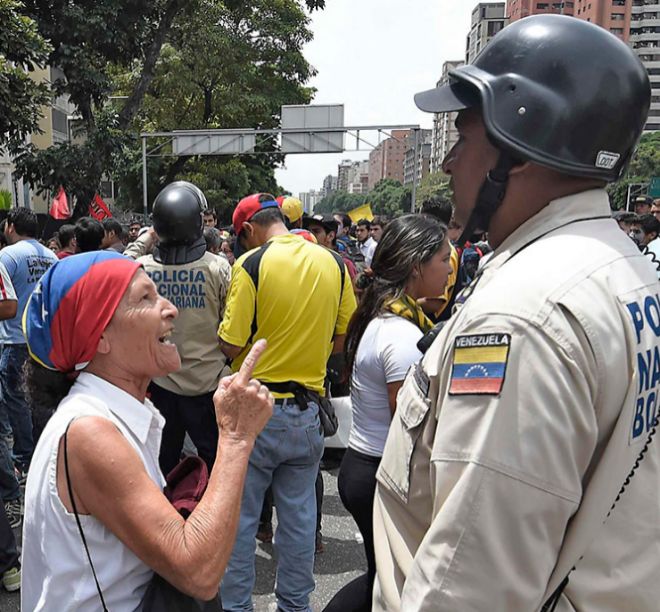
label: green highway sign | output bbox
[650,177,660,198]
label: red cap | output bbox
[232,193,279,235]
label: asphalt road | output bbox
[1,453,365,611]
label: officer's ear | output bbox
[507,160,532,176]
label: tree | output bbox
[314,190,368,214]
[14,0,325,216]
[607,132,660,209]
[0,0,51,150]
[416,172,453,208]
[368,178,411,216]
[113,0,321,212]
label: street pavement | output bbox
[1,453,365,611]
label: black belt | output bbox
[262,381,319,410]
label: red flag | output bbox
[49,187,70,220]
[88,193,112,221]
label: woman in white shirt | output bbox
[20,251,273,611]
[324,215,451,612]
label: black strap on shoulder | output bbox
[242,242,272,345]
[64,421,109,612]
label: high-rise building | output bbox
[321,174,338,196]
[629,0,660,131]
[403,130,433,186]
[346,161,370,194]
[507,0,659,131]
[466,3,507,63]
[430,60,465,174]
[507,0,574,21]
[337,159,354,192]
[368,130,412,189]
[299,190,323,214]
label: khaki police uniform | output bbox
[372,189,660,611]
[140,251,231,395]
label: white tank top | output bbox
[21,372,166,611]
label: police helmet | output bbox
[152,181,208,246]
[415,15,651,182]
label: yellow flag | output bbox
[347,203,374,223]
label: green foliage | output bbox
[0,0,51,149]
[416,172,453,208]
[368,178,411,216]
[14,0,324,217]
[0,189,12,210]
[608,133,660,209]
[314,190,368,214]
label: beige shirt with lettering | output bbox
[139,251,231,396]
[373,189,660,611]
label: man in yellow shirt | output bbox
[219,193,356,612]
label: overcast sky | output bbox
[274,1,476,197]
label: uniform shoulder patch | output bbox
[449,333,511,396]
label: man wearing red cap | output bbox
[218,193,357,612]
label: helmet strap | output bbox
[457,151,518,247]
[154,235,207,265]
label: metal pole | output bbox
[142,136,148,220]
[626,183,632,211]
[411,129,419,213]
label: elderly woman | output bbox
[20,251,273,610]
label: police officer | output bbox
[137,181,231,474]
[372,16,658,611]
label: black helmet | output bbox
[415,15,651,182]
[152,181,208,246]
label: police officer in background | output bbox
[136,181,231,474]
[372,16,658,612]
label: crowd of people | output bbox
[0,13,658,612]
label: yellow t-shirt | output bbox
[218,233,357,396]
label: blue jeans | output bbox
[221,399,324,612]
[0,344,33,469]
[0,435,19,502]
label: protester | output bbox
[418,197,460,322]
[369,216,388,243]
[0,261,21,530]
[135,182,232,475]
[355,219,377,267]
[612,210,638,234]
[372,15,657,611]
[204,226,223,255]
[633,194,653,216]
[74,217,105,253]
[203,209,218,228]
[220,238,236,265]
[652,199,660,220]
[101,218,125,253]
[0,489,20,592]
[56,224,77,259]
[127,220,142,243]
[323,215,451,612]
[305,214,358,282]
[0,208,57,495]
[637,213,660,248]
[280,196,305,230]
[20,251,273,610]
[45,237,61,255]
[218,193,356,612]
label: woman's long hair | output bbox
[344,214,447,377]
[23,358,75,432]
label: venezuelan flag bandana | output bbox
[23,252,140,373]
[385,294,435,334]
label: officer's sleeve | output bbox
[398,313,598,611]
[123,232,152,260]
[335,263,357,336]
[217,263,256,348]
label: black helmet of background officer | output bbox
[152,181,208,265]
[414,15,651,248]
